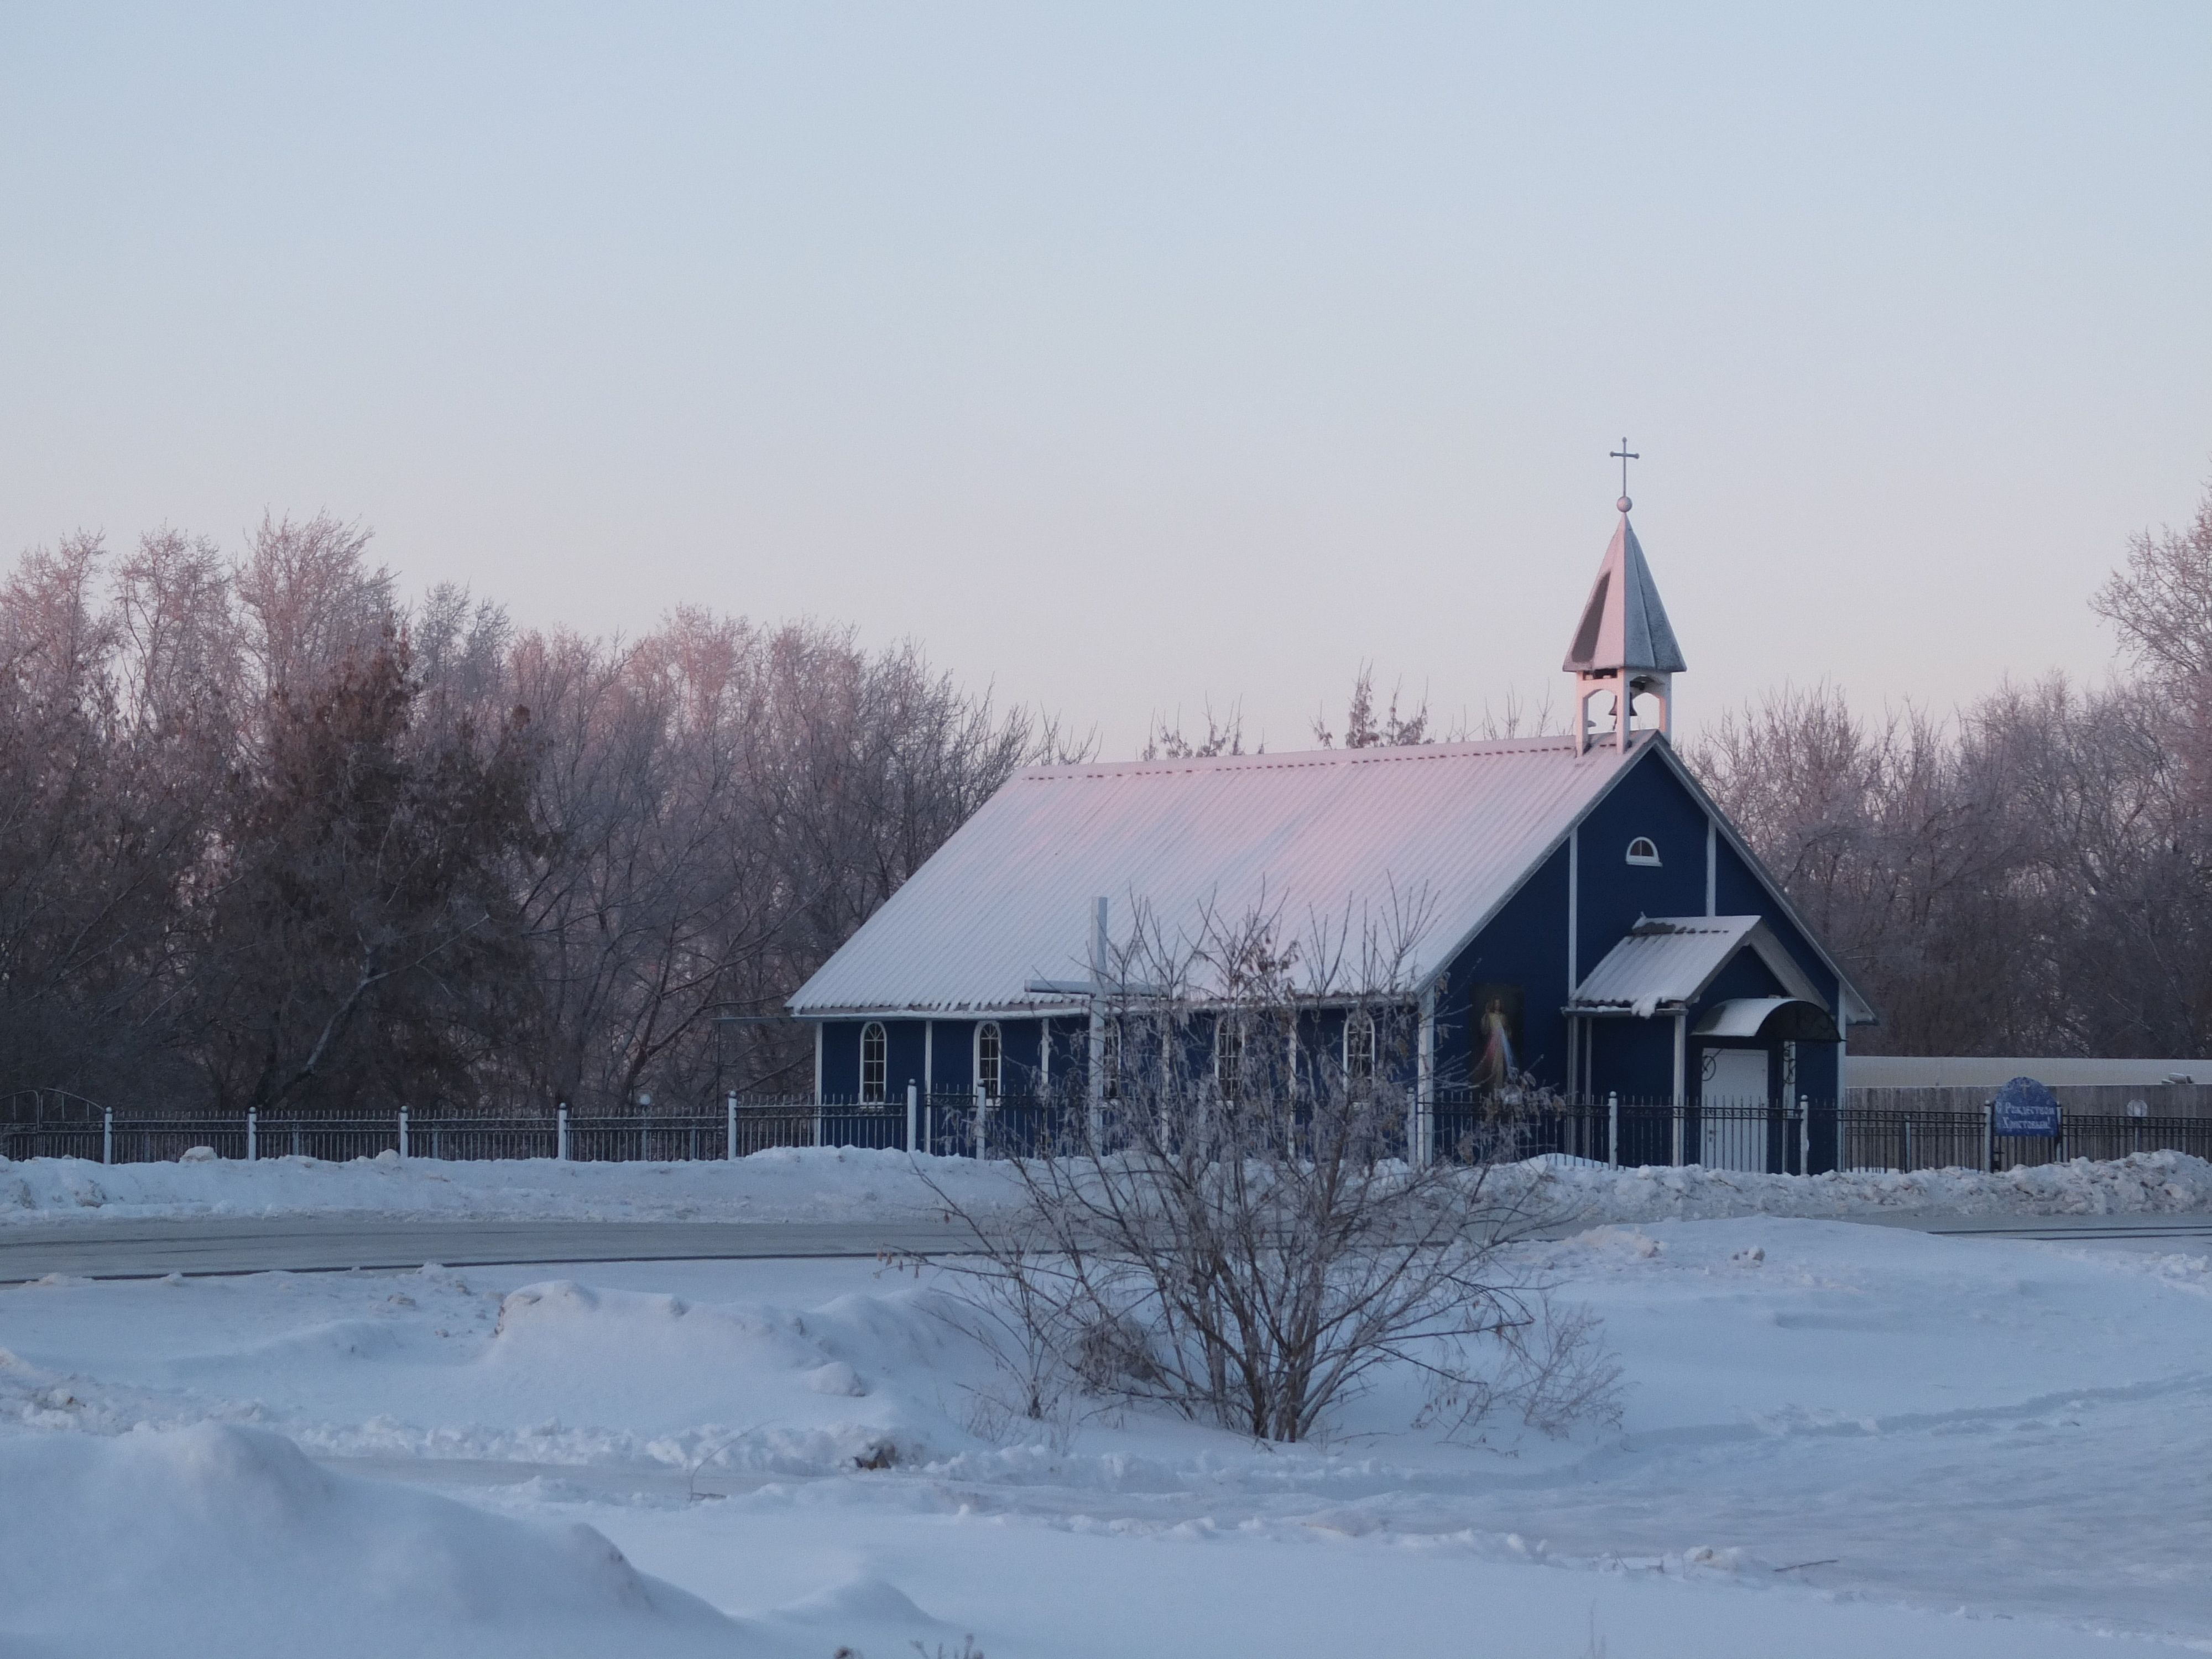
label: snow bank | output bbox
[1524,1146,2212,1223]
[0,1422,752,1657]
[2,1141,2209,1228]
[0,1143,1014,1225]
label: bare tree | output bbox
[189,634,539,1112]
[2093,483,2212,683]
[0,511,1071,1113]
[1312,665,1430,748]
[232,514,397,702]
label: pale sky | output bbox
[4,4,2208,754]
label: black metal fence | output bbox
[6,1084,2212,1176]
[1432,1094,1824,1174]
[1431,1091,2212,1176]
[0,1091,1068,1167]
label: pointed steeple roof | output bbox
[1562,505,1687,675]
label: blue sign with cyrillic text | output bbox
[1992,1076,2060,1138]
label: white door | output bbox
[1702,1048,1770,1170]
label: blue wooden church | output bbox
[790,497,1875,1156]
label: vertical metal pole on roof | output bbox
[557,1103,569,1161]
[727,1090,738,1161]
[1088,899,1109,1152]
[905,1082,918,1155]
[1415,987,1437,1168]
[1607,1093,1619,1167]
[1087,1009,1105,1151]
[247,1108,257,1164]
[102,1107,112,1166]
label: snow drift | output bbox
[0,1422,752,1658]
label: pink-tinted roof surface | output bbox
[790,734,1652,1015]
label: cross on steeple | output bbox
[1610,438,1639,512]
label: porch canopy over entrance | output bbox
[1566,915,1832,1026]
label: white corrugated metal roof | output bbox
[1569,915,1825,1018]
[790,734,1651,1015]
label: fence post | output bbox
[1797,1095,1808,1177]
[2056,1105,2065,1161]
[812,1099,824,1150]
[974,1081,988,1161]
[1606,1093,1619,1167]
[1903,1114,1914,1172]
[557,1103,569,1161]
[906,1082,918,1154]
[726,1091,738,1161]
[1670,1102,1684,1168]
[1984,1100,1995,1174]
[102,1107,112,1166]
[398,1107,409,1160]
[247,1107,257,1164]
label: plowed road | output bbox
[0,1218,975,1281]
[2,1211,2209,1282]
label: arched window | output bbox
[975,1021,1002,1099]
[1626,837,1661,866]
[1215,1018,1244,1099]
[1344,1009,1376,1087]
[859,1021,887,1103]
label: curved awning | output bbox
[1693,997,1840,1043]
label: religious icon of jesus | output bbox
[1470,983,1524,1097]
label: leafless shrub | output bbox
[921,906,1617,1446]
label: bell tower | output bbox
[1563,448,1687,754]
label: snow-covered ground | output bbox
[7,1142,2212,1226]
[5,1154,2212,1654]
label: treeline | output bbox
[8,486,2211,1105]
[1694,482,2212,1057]
[0,515,1058,1113]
